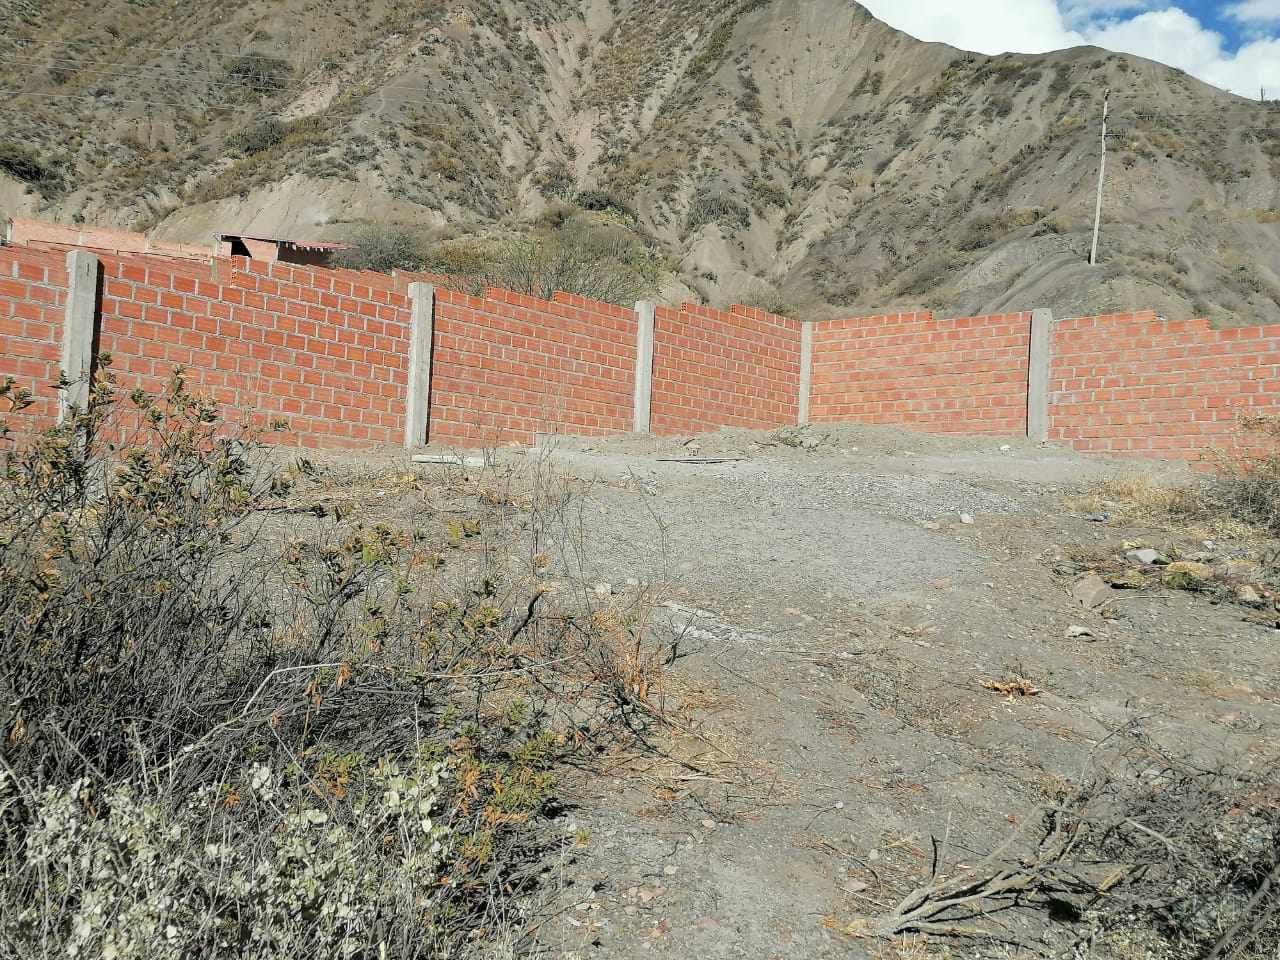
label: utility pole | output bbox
[1089,89,1109,267]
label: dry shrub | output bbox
[1208,415,1280,536]
[334,223,430,273]
[0,368,670,958]
[859,737,1279,958]
[1070,471,1203,523]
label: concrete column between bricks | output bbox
[798,323,813,426]
[59,250,99,424]
[633,300,656,433]
[404,283,435,449]
[1027,308,1054,442]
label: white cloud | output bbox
[858,0,1081,54]
[1224,0,1280,24]
[858,1,1280,97]
[1083,9,1280,94]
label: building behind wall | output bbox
[215,233,348,267]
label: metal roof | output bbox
[217,233,349,252]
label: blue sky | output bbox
[858,1,1280,97]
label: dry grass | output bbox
[1067,470,1259,541]
[1069,417,1280,546]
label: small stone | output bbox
[1108,569,1148,590]
[999,444,1012,452]
[593,582,613,598]
[1164,560,1212,581]
[1072,573,1112,610]
[700,819,716,830]
[844,880,869,893]
[801,437,820,450]
[1236,585,1264,606]
[1066,624,1094,639]
[1085,512,1111,523]
[959,513,975,525]
[662,865,678,876]
[1126,548,1166,566]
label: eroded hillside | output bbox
[2,0,1279,321]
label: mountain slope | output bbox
[2,0,1279,322]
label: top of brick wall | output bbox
[6,217,213,262]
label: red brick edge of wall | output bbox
[5,242,1280,459]
[1050,312,1280,458]
[0,247,68,436]
[650,303,802,434]
[809,311,1033,436]
[426,287,639,446]
[0,247,806,450]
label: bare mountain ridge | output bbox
[1,0,1278,322]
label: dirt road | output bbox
[512,426,1277,959]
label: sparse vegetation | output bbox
[0,141,63,194]
[857,737,1279,957]
[224,54,293,97]
[334,222,430,272]
[1210,415,1280,536]
[0,367,671,958]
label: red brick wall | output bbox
[93,255,410,448]
[649,303,802,434]
[1049,313,1280,458]
[427,287,637,446]
[0,246,69,436]
[809,311,1033,436]
[12,241,1280,462]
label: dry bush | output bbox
[1068,417,1280,540]
[0,368,671,958]
[857,737,1279,959]
[419,216,663,306]
[489,220,661,305]
[1207,415,1280,536]
[334,223,430,273]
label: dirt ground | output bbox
[310,424,1279,959]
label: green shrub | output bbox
[573,189,634,219]
[334,223,429,272]
[688,184,751,232]
[0,142,63,193]
[0,369,668,958]
[228,118,288,156]
[486,217,662,304]
[225,55,293,96]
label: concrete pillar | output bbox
[798,322,813,426]
[1027,308,1054,442]
[404,283,435,449]
[58,250,99,423]
[633,300,656,433]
